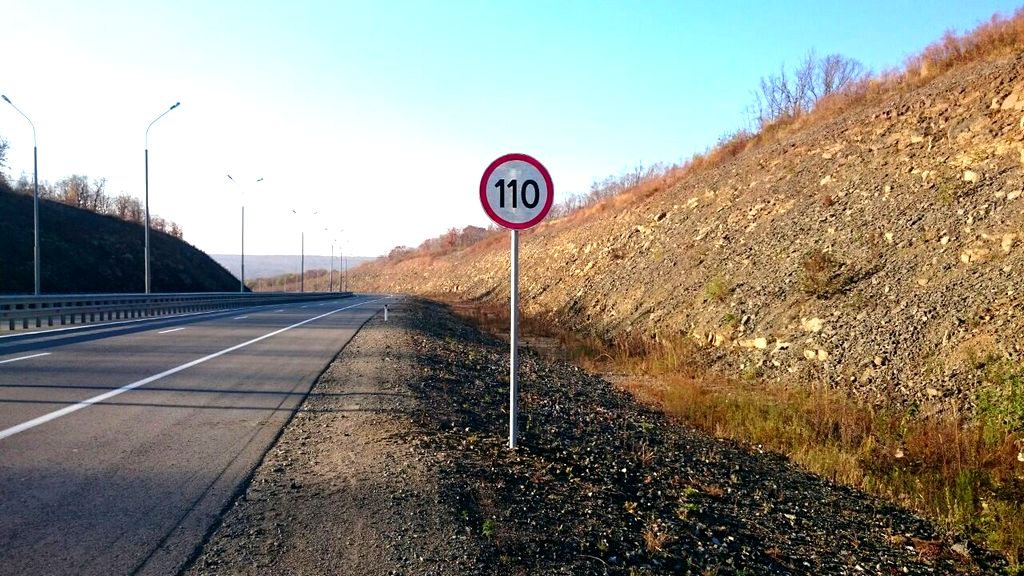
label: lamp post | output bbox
[227,175,262,292]
[2,95,40,295]
[290,209,305,292]
[328,228,343,292]
[144,101,180,294]
[290,209,318,292]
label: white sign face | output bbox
[479,153,554,230]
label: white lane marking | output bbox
[233,315,249,320]
[158,327,186,334]
[0,300,293,341]
[0,352,52,365]
[275,309,285,313]
[0,297,383,442]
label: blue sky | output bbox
[2,0,1021,257]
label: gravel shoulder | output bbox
[184,302,484,575]
[184,298,1006,575]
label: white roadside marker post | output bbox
[479,153,554,449]
[384,304,388,322]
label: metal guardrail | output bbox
[0,292,353,331]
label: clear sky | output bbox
[2,0,1020,257]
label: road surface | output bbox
[0,294,386,575]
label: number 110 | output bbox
[494,178,540,209]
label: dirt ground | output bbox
[183,298,1005,575]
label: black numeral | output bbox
[495,178,540,209]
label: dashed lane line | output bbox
[0,352,52,365]
[0,297,385,442]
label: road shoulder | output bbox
[184,301,483,575]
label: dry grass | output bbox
[448,300,1024,567]
[642,518,674,554]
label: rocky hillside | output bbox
[352,50,1024,413]
[0,185,241,294]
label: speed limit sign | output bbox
[479,153,553,450]
[479,153,554,230]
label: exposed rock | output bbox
[352,51,1024,415]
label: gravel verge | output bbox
[184,298,1006,575]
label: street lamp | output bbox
[227,175,262,292]
[290,210,305,292]
[290,209,317,292]
[144,101,180,294]
[327,228,343,292]
[2,95,40,295]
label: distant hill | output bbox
[211,254,376,280]
[0,184,241,294]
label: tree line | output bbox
[0,143,183,239]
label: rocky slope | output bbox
[352,51,1024,413]
[188,299,1006,574]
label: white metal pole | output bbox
[144,148,150,294]
[143,102,180,294]
[32,144,39,295]
[509,229,520,449]
[4,95,41,295]
[240,204,245,292]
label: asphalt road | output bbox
[0,294,387,575]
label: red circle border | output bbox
[479,153,554,230]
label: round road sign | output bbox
[479,153,554,230]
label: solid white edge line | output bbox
[0,297,385,442]
[0,352,52,365]
[233,316,249,320]
[158,327,186,334]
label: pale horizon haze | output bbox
[2,0,1021,257]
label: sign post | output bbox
[479,153,554,448]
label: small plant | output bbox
[643,518,674,553]
[720,312,740,329]
[634,440,656,466]
[741,363,763,381]
[936,181,956,205]
[624,501,639,517]
[799,249,851,298]
[482,518,496,538]
[675,487,700,519]
[704,276,732,302]
[976,358,1024,441]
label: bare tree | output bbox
[113,194,144,223]
[816,53,865,100]
[754,50,864,126]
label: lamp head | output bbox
[1,95,10,104]
[170,102,181,110]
